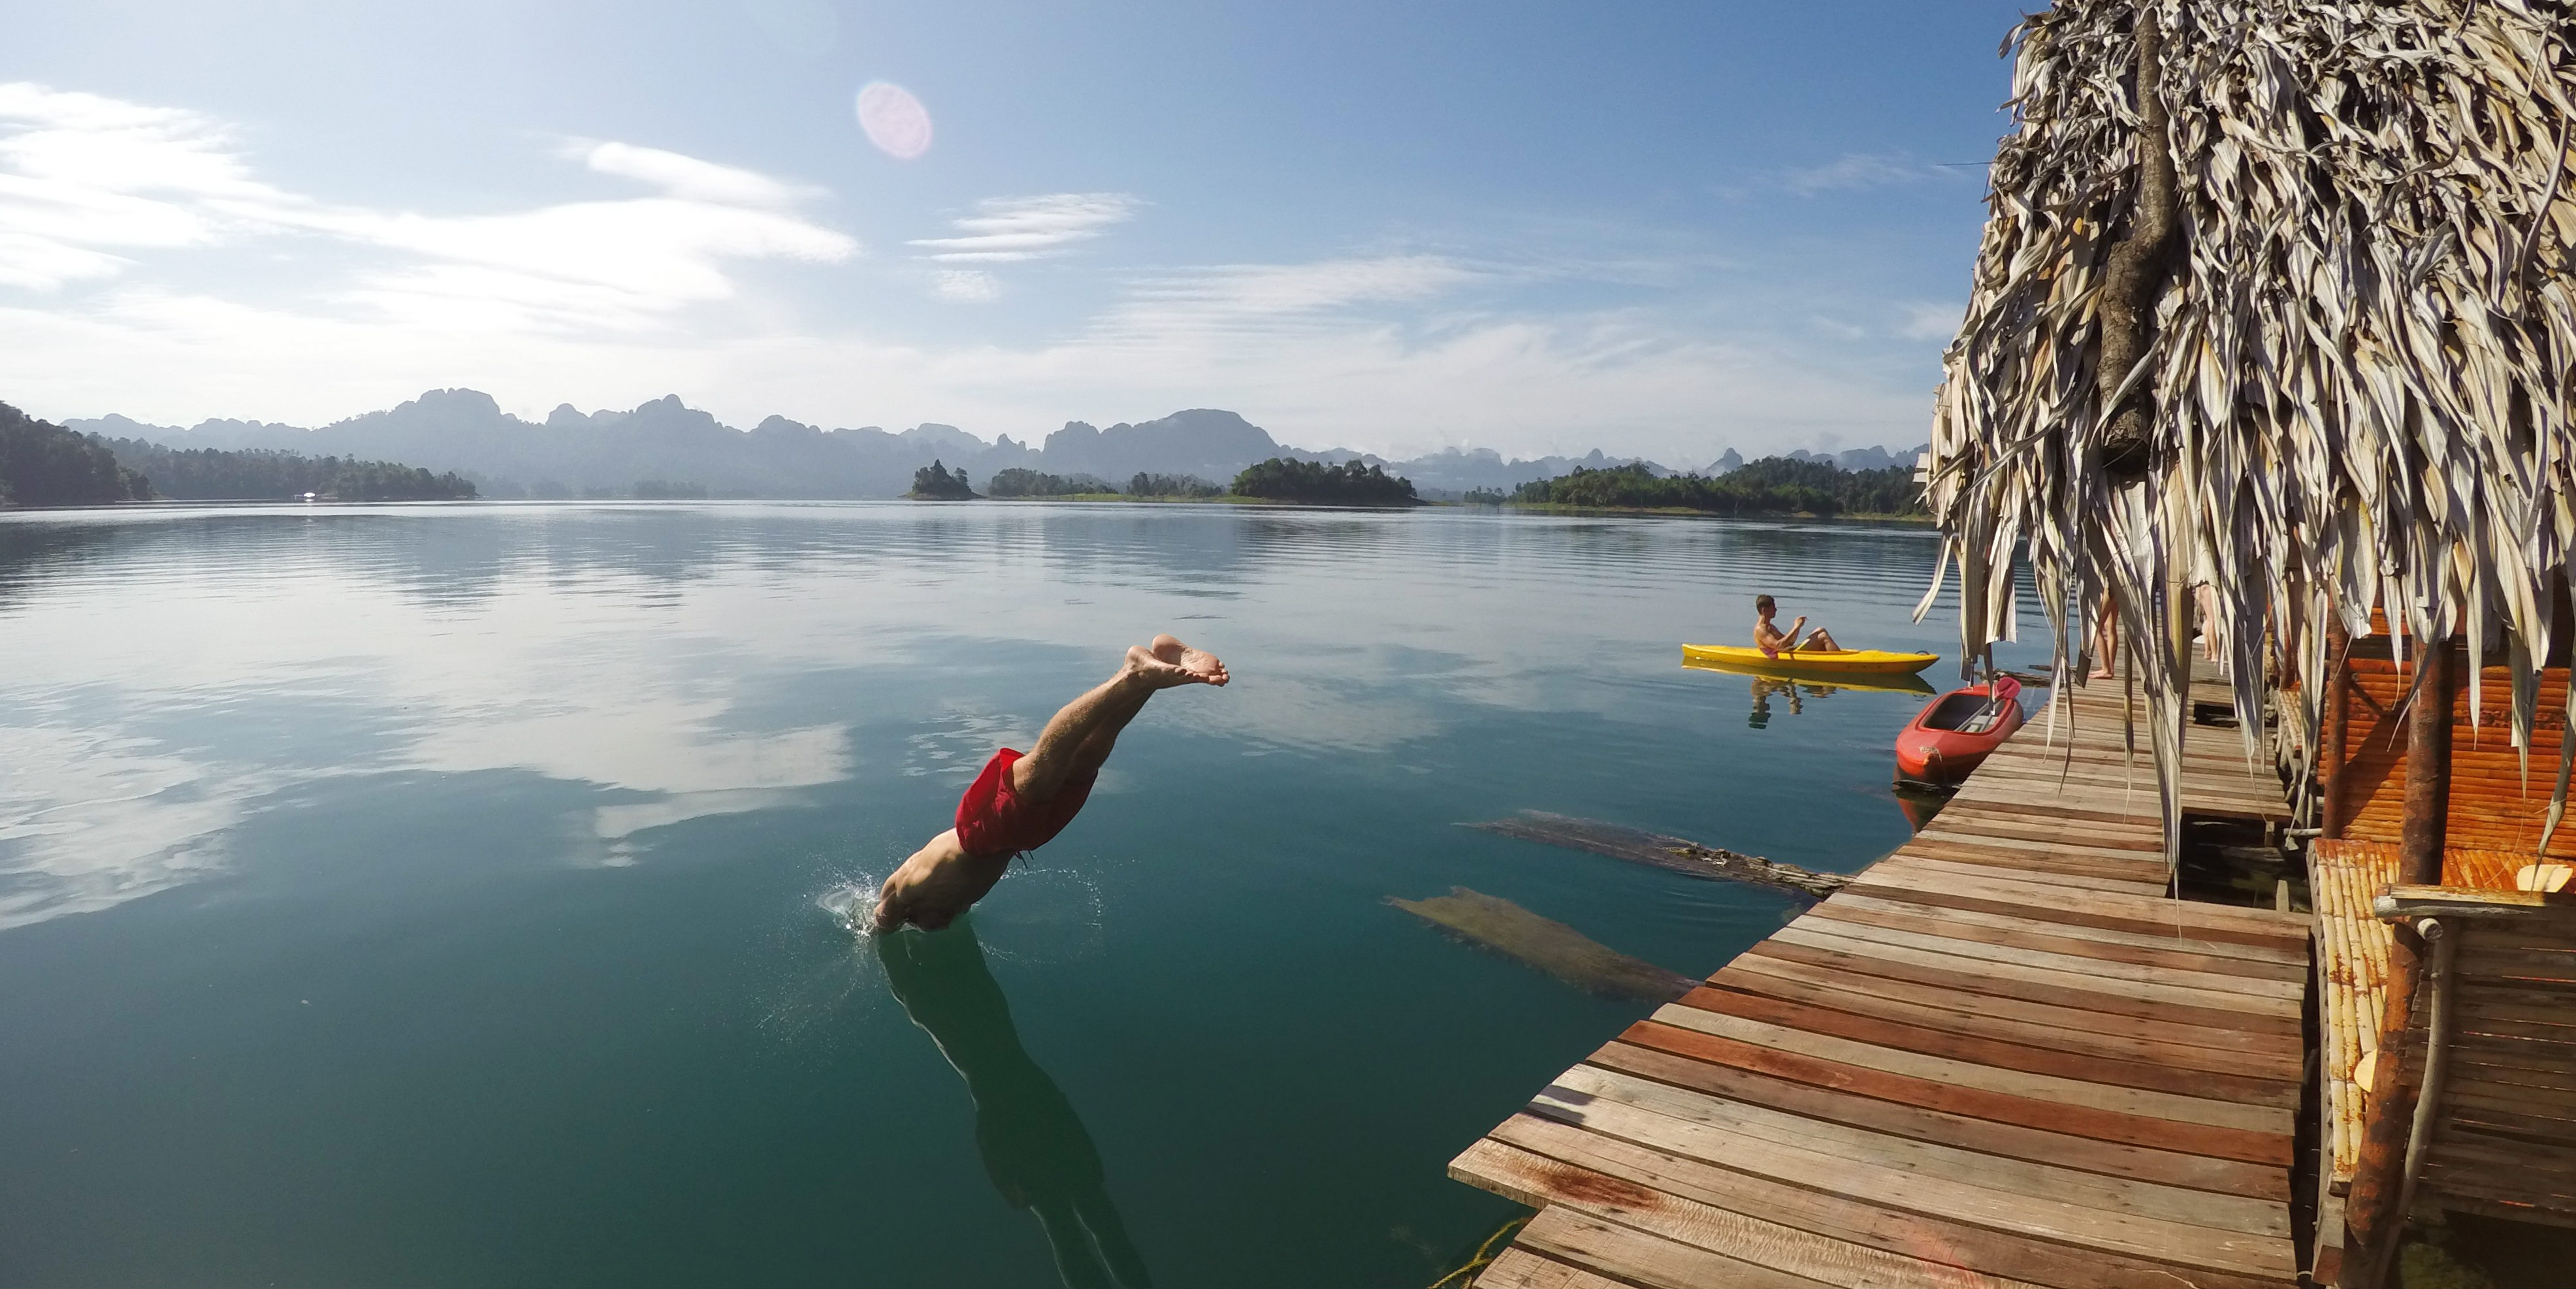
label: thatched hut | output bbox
[1923,3,2576,1285]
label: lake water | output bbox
[0,501,2041,1288]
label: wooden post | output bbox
[2323,626,2352,838]
[2342,638,2455,1286]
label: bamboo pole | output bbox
[2343,640,2455,1286]
[2325,626,2353,838]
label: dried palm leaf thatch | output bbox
[1925,0,2576,870]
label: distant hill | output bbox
[1,402,150,507]
[65,389,1928,501]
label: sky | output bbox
[0,0,2033,464]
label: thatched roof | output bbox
[1924,0,2576,855]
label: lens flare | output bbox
[856,82,933,160]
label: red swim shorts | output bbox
[954,748,1096,858]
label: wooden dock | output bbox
[1452,682,2313,1289]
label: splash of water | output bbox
[814,873,882,938]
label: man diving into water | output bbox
[872,634,1229,933]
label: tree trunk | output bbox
[2097,4,2181,481]
[2342,639,2455,1287]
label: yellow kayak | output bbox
[1681,643,1940,676]
[1681,656,1936,695]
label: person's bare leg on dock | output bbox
[872,635,1228,933]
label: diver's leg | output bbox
[1011,635,1226,802]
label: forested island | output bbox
[1505,457,1925,517]
[101,438,479,502]
[941,456,1420,506]
[0,400,475,506]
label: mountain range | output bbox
[69,389,1926,500]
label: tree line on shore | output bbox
[916,453,1926,515]
[1500,457,1925,516]
[912,457,1421,505]
[1,402,477,506]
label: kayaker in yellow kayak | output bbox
[1754,594,1839,657]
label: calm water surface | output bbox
[0,502,2042,1288]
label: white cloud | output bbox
[0,81,855,327]
[929,268,1001,302]
[1092,255,1480,345]
[577,140,813,208]
[1898,299,1963,342]
[1781,153,1937,197]
[908,192,1138,263]
[0,83,287,289]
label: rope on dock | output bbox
[1425,1215,1530,1289]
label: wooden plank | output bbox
[1962,763,2277,800]
[1469,1247,1628,1289]
[1679,983,2299,1109]
[1897,837,2168,884]
[1844,873,2310,951]
[1770,921,2301,1017]
[2423,1133,2576,1185]
[1747,937,2304,1038]
[1912,827,2164,864]
[1965,749,2281,788]
[1512,1203,1843,1289]
[1807,895,2308,982]
[1538,1063,2291,1238]
[1717,953,2304,1080]
[1620,1020,2291,1166]
[1587,1039,2291,1201]
[1937,789,2176,821]
[1647,1004,2291,1136]
[1931,791,2175,829]
[1487,1106,2298,1284]
[1873,851,2166,897]
[1460,1127,2293,1289]
[1832,883,2309,964]
[1779,912,2304,1006]
[1453,1138,2069,1289]
[1914,815,2159,851]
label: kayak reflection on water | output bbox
[878,922,1154,1289]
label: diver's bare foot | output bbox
[1127,634,1229,688]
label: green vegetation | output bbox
[1230,457,1419,505]
[631,479,709,500]
[985,468,1116,497]
[1,403,150,507]
[1462,487,1509,505]
[1126,471,1223,498]
[909,460,976,499]
[99,436,477,501]
[1511,457,1924,517]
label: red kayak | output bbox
[1894,678,2025,786]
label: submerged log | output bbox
[1466,812,1850,900]
[1387,887,1697,1002]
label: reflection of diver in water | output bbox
[878,923,1153,1289]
